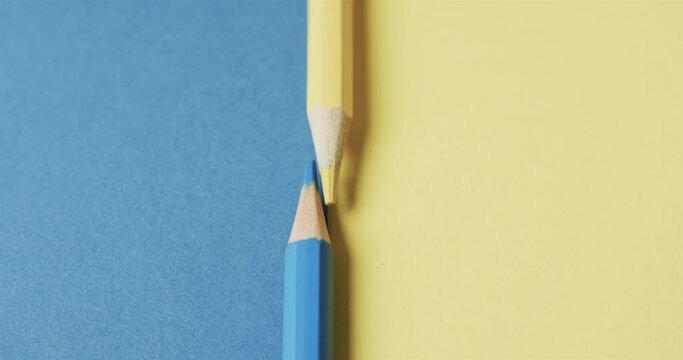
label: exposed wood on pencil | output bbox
[289,183,330,243]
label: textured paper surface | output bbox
[330,1,683,359]
[0,1,307,358]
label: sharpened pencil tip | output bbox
[290,161,330,243]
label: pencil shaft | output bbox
[282,239,333,360]
[307,0,353,204]
[307,0,342,112]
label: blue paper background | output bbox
[0,1,308,358]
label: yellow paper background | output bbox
[329,1,683,359]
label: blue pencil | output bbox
[283,161,333,360]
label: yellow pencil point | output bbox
[319,166,339,205]
[307,0,352,207]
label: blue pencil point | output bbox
[303,160,317,186]
[302,160,328,221]
[283,161,333,360]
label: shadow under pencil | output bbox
[331,0,370,359]
[330,208,351,360]
[343,0,370,208]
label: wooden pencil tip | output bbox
[289,162,330,243]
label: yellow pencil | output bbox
[307,0,353,205]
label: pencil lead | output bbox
[290,161,330,243]
[318,166,339,206]
[302,159,317,186]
